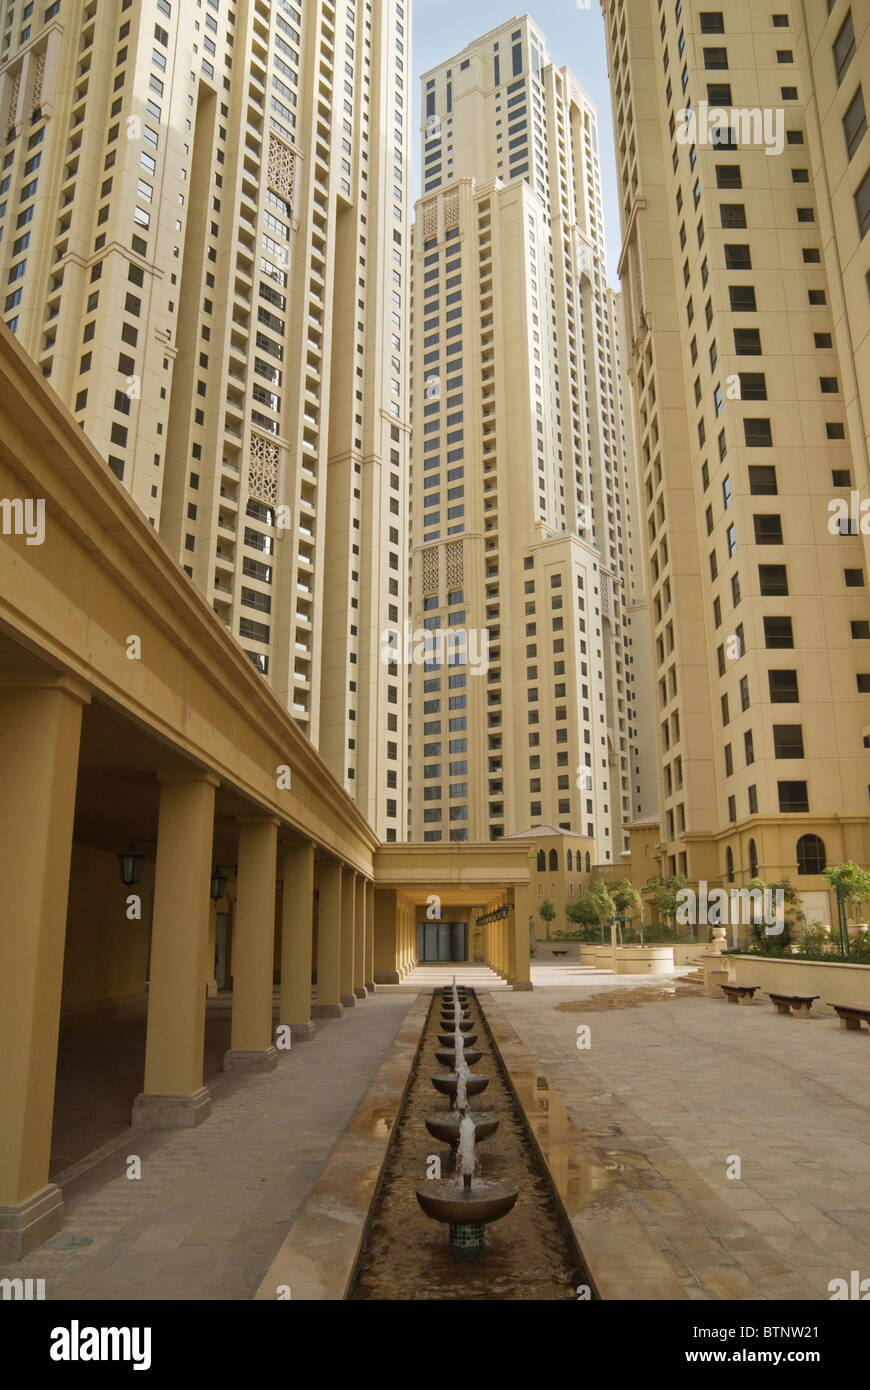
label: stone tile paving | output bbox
[490,967,870,1301]
[0,993,414,1301]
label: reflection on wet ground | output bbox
[349,990,590,1301]
[555,982,704,1012]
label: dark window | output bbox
[745,418,773,447]
[769,670,799,702]
[844,86,867,160]
[720,203,747,227]
[704,47,729,69]
[764,616,794,648]
[778,781,808,813]
[729,284,756,310]
[834,11,856,86]
[796,834,825,874]
[855,165,870,239]
[773,725,804,758]
[749,464,777,493]
[740,373,767,400]
[724,243,752,269]
[754,514,783,545]
[759,564,788,595]
[734,327,761,354]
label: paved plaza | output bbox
[3,964,869,1300]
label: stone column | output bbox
[340,867,356,1007]
[313,861,342,1018]
[365,881,375,992]
[206,901,219,998]
[512,882,534,990]
[279,841,315,1040]
[353,876,367,999]
[133,770,219,1128]
[0,678,88,1261]
[224,816,279,1073]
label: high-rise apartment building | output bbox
[406,16,654,860]
[0,0,410,838]
[603,0,870,906]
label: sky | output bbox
[411,0,622,286]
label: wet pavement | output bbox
[5,963,869,1300]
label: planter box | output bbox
[616,946,675,975]
[727,954,870,1011]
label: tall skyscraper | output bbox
[603,0,870,902]
[0,0,410,839]
[406,16,654,860]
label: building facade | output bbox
[406,17,655,860]
[0,0,409,838]
[603,0,870,907]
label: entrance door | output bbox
[451,921,467,961]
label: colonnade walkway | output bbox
[0,994,414,1301]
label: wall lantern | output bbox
[210,866,228,901]
[118,839,145,887]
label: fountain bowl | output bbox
[437,1031,477,1047]
[434,1047,483,1067]
[424,1112,499,1145]
[430,1071,489,1098]
[440,1012,471,1026]
[415,1179,518,1227]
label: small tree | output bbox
[824,862,870,958]
[564,890,601,939]
[611,878,643,940]
[538,898,556,942]
[745,875,803,950]
[591,879,616,942]
[647,873,688,932]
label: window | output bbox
[778,781,808,813]
[744,418,773,447]
[764,616,793,648]
[754,513,783,544]
[855,166,870,239]
[759,564,788,596]
[704,47,729,69]
[729,284,756,311]
[724,244,752,270]
[769,670,799,702]
[796,834,826,874]
[734,327,761,354]
[773,725,804,758]
[720,204,746,228]
[834,11,856,86]
[749,465,777,494]
[844,87,867,160]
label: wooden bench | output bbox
[721,984,759,1006]
[552,949,568,957]
[766,991,819,1019]
[829,1002,870,1033]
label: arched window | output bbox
[796,834,826,875]
[585,852,591,872]
[726,846,734,883]
[536,849,546,871]
[548,849,558,871]
[566,849,573,871]
[748,838,758,878]
[550,881,556,895]
[537,882,543,896]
